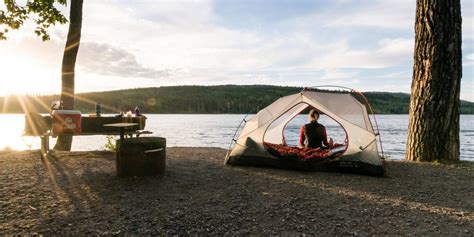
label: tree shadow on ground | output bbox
[9,148,470,235]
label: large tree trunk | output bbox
[54,0,84,151]
[406,0,462,162]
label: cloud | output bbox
[462,0,473,40]
[77,42,172,79]
[307,38,414,69]
[119,0,215,27]
[77,1,418,75]
[0,0,472,101]
[464,53,474,66]
[279,0,415,34]
[0,37,63,66]
[324,0,416,30]
[320,69,358,80]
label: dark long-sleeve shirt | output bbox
[299,121,330,149]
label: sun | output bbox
[0,114,38,150]
[0,46,60,96]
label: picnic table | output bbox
[23,113,151,158]
[104,122,139,142]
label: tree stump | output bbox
[116,137,166,177]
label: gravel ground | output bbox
[0,147,473,235]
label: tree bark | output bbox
[406,0,462,162]
[54,0,83,151]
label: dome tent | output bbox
[225,87,385,176]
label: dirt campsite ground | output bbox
[0,147,473,235]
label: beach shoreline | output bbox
[0,148,473,235]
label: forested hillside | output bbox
[1,85,473,114]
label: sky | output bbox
[0,0,473,101]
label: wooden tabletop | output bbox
[103,123,138,128]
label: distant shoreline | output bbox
[1,85,473,114]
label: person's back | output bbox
[303,121,327,149]
[299,109,333,149]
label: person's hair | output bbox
[309,109,320,120]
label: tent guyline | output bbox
[346,87,385,158]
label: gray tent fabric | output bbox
[225,89,385,176]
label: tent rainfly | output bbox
[225,88,385,176]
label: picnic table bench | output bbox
[23,112,152,158]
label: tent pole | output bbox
[226,93,294,152]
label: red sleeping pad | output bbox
[264,142,346,160]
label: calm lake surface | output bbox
[0,114,472,161]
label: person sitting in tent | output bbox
[299,109,334,149]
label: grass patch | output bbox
[458,160,474,168]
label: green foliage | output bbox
[458,161,474,169]
[0,0,67,41]
[103,135,116,151]
[363,92,411,114]
[0,85,473,114]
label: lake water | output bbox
[0,114,472,161]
